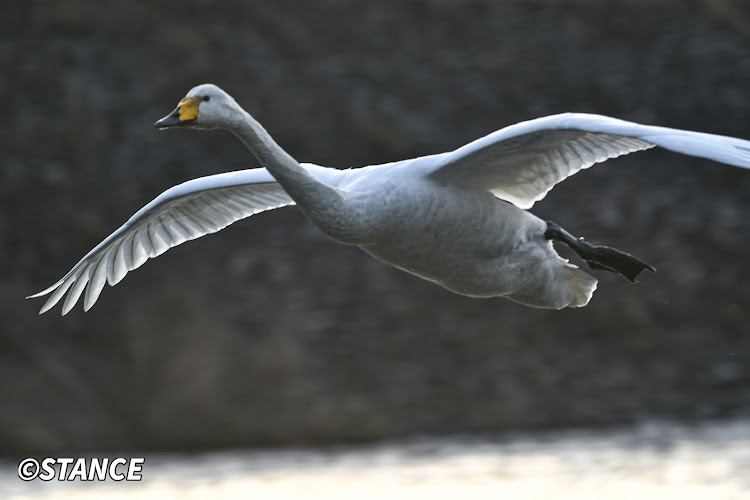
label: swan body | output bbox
[29,84,750,314]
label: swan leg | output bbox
[544,220,655,283]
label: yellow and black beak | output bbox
[154,96,202,129]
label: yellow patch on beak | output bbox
[177,96,202,122]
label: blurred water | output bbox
[2,419,749,499]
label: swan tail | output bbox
[563,265,598,308]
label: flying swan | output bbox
[28,84,750,314]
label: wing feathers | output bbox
[131,230,150,269]
[484,132,655,208]
[430,112,750,209]
[62,267,90,316]
[84,257,109,312]
[438,130,654,208]
[30,169,298,314]
[37,275,76,315]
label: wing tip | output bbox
[28,283,64,314]
[37,299,58,316]
[83,295,98,313]
[26,283,61,300]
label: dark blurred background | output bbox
[2,0,749,456]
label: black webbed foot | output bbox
[544,221,656,283]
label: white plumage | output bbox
[28,84,750,314]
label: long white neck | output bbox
[227,107,346,225]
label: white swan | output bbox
[28,84,750,314]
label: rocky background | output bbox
[1,0,749,456]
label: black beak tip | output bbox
[154,108,192,129]
[155,111,179,129]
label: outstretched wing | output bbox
[429,113,750,209]
[29,168,294,315]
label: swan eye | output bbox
[202,96,210,102]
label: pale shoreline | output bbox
[2,418,749,499]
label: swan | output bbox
[28,84,750,315]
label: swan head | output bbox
[154,84,239,130]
